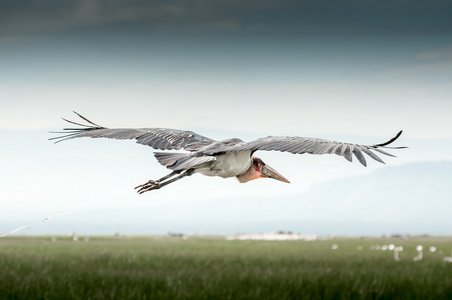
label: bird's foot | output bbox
[134,180,160,194]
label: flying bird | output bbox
[51,112,406,194]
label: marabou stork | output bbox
[51,112,406,194]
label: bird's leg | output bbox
[135,169,194,194]
[156,171,183,183]
[134,171,181,192]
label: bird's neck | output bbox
[236,165,261,183]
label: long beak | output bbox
[260,164,290,183]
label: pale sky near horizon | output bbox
[1,1,451,235]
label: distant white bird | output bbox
[413,245,423,261]
[394,246,403,261]
[51,112,406,194]
[443,250,452,263]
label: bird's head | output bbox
[237,157,290,184]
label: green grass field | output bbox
[0,235,451,299]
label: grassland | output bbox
[0,235,451,299]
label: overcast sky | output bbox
[1,1,451,235]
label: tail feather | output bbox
[154,152,188,167]
[154,152,216,170]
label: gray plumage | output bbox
[53,113,215,152]
[50,112,406,193]
[51,111,404,168]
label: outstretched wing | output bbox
[50,111,216,151]
[209,131,406,167]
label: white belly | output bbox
[195,151,252,178]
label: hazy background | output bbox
[1,0,451,236]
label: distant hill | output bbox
[266,161,452,235]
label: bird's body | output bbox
[51,112,406,194]
[193,150,253,178]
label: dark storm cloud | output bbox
[1,0,451,87]
[1,0,452,39]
